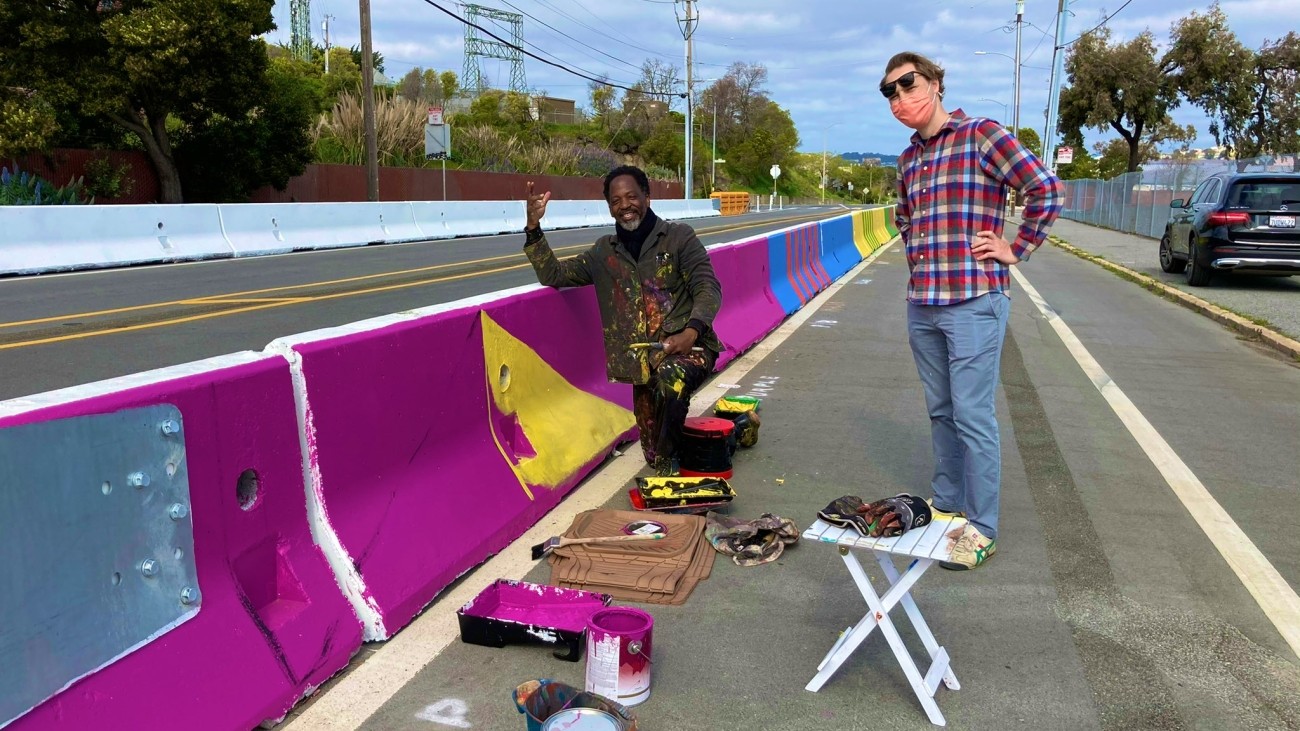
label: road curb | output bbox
[1048,235,1300,362]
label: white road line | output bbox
[281,242,897,731]
[1012,267,1300,660]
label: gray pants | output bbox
[907,292,1010,539]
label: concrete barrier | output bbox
[818,215,859,280]
[377,202,424,243]
[0,204,233,275]
[410,200,523,240]
[269,286,635,639]
[219,202,389,256]
[767,223,832,315]
[0,354,362,730]
[708,236,786,369]
[542,200,609,230]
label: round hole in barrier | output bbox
[111,572,122,586]
[102,481,112,496]
[499,364,511,392]
[174,548,184,560]
[237,469,260,511]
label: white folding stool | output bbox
[803,516,963,726]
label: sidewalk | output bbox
[283,235,1300,731]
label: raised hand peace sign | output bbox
[526,181,551,229]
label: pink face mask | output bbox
[891,85,937,130]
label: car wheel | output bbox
[1159,232,1186,273]
[1186,237,1211,286]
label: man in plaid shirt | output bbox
[880,51,1063,570]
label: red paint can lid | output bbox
[683,416,735,435]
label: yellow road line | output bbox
[0,262,533,350]
[0,211,834,346]
[181,297,315,305]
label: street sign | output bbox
[770,164,781,179]
[428,106,444,126]
[1056,145,1074,165]
[425,124,451,159]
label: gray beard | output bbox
[617,216,642,232]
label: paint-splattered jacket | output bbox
[524,215,723,385]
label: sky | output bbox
[266,0,1300,160]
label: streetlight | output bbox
[979,98,1009,120]
[974,50,1020,139]
[821,122,842,206]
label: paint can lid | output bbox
[540,707,623,731]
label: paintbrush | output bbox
[628,342,704,352]
[530,533,665,560]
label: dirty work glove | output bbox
[857,494,932,537]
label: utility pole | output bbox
[1042,0,1070,169]
[711,97,718,190]
[323,14,334,74]
[679,0,697,200]
[1013,0,1023,139]
[359,0,379,201]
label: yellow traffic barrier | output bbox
[710,191,751,216]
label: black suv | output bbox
[1161,172,1300,286]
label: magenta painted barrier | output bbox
[0,355,362,730]
[280,286,634,639]
[708,237,785,370]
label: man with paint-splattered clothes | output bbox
[523,165,723,476]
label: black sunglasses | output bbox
[879,71,925,99]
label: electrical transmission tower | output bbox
[290,0,312,62]
[461,4,527,95]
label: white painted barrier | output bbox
[0,198,722,276]
[377,203,424,243]
[412,201,522,240]
[0,204,232,275]
[541,200,609,230]
[219,202,394,256]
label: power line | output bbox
[1061,0,1134,48]
[498,0,642,73]
[418,0,646,92]
[540,0,679,64]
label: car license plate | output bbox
[1268,215,1296,228]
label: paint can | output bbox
[584,607,654,706]
[539,707,623,731]
[678,416,736,478]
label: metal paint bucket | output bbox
[539,707,623,731]
[584,607,653,706]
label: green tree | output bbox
[348,45,385,74]
[1058,28,1178,173]
[1012,127,1042,156]
[322,48,363,102]
[0,0,289,203]
[1055,131,1101,180]
[1092,137,1157,178]
[175,55,319,201]
[1162,3,1256,157]
[0,90,58,159]
[726,99,799,192]
[640,113,684,172]
[440,70,460,102]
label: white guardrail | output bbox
[0,198,721,276]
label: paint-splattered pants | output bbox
[632,349,716,470]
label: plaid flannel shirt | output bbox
[894,109,1063,305]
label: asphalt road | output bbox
[1050,218,1300,341]
[0,207,842,401]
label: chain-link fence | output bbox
[1060,153,1300,239]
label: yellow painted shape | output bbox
[869,207,891,246]
[851,210,873,257]
[481,311,636,491]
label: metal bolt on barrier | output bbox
[180,587,201,605]
[139,559,160,578]
[128,471,150,488]
[160,419,181,436]
[168,503,189,521]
